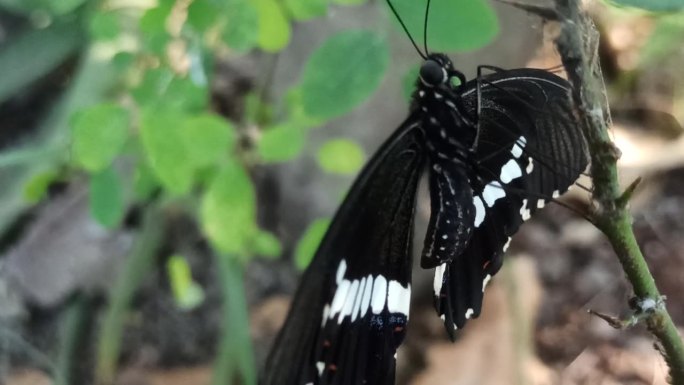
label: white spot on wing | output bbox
[482,274,492,292]
[336,260,347,285]
[433,263,447,297]
[520,198,531,220]
[526,158,534,173]
[483,181,505,207]
[371,275,387,314]
[316,361,324,376]
[473,196,485,227]
[387,281,411,316]
[500,158,522,183]
[360,274,373,318]
[511,136,526,158]
[321,304,330,327]
[503,237,512,252]
[465,308,474,319]
[552,190,560,198]
[537,200,545,209]
[338,279,359,323]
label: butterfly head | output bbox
[419,53,455,88]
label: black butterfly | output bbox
[263,5,588,385]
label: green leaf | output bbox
[610,0,684,11]
[23,169,58,203]
[255,0,291,52]
[284,0,327,20]
[187,0,220,32]
[294,218,330,270]
[331,0,367,4]
[164,74,208,112]
[257,124,306,162]
[285,87,324,128]
[179,114,235,168]
[133,161,159,200]
[223,0,259,52]
[402,64,420,102]
[167,254,205,310]
[139,108,194,195]
[112,52,135,74]
[301,31,389,119]
[71,103,130,172]
[140,3,173,55]
[317,138,365,174]
[140,110,232,195]
[251,230,282,258]
[89,167,125,228]
[132,68,208,112]
[201,161,257,255]
[390,0,498,52]
[89,10,121,41]
[131,68,172,106]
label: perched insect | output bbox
[263,1,588,384]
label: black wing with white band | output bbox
[263,115,425,385]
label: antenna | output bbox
[386,0,427,60]
[423,0,431,55]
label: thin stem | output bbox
[94,205,164,385]
[54,295,89,385]
[552,0,684,383]
[212,255,256,385]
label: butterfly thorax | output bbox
[411,53,477,166]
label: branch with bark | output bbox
[550,0,684,382]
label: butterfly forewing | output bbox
[263,117,425,385]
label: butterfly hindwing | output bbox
[263,116,425,385]
[432,69,588,332]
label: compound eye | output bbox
[419,60,446,86]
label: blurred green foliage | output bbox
[639,13,684,65]
[167,254,206,310]
[0,0,501,382]
[611,0,684,11]
[317,138,365,174]
[391,0,498,51]
[295,218,331,270]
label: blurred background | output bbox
[0,0,683,384]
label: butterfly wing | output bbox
[263,115,425,385]
[433,69,589,334]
